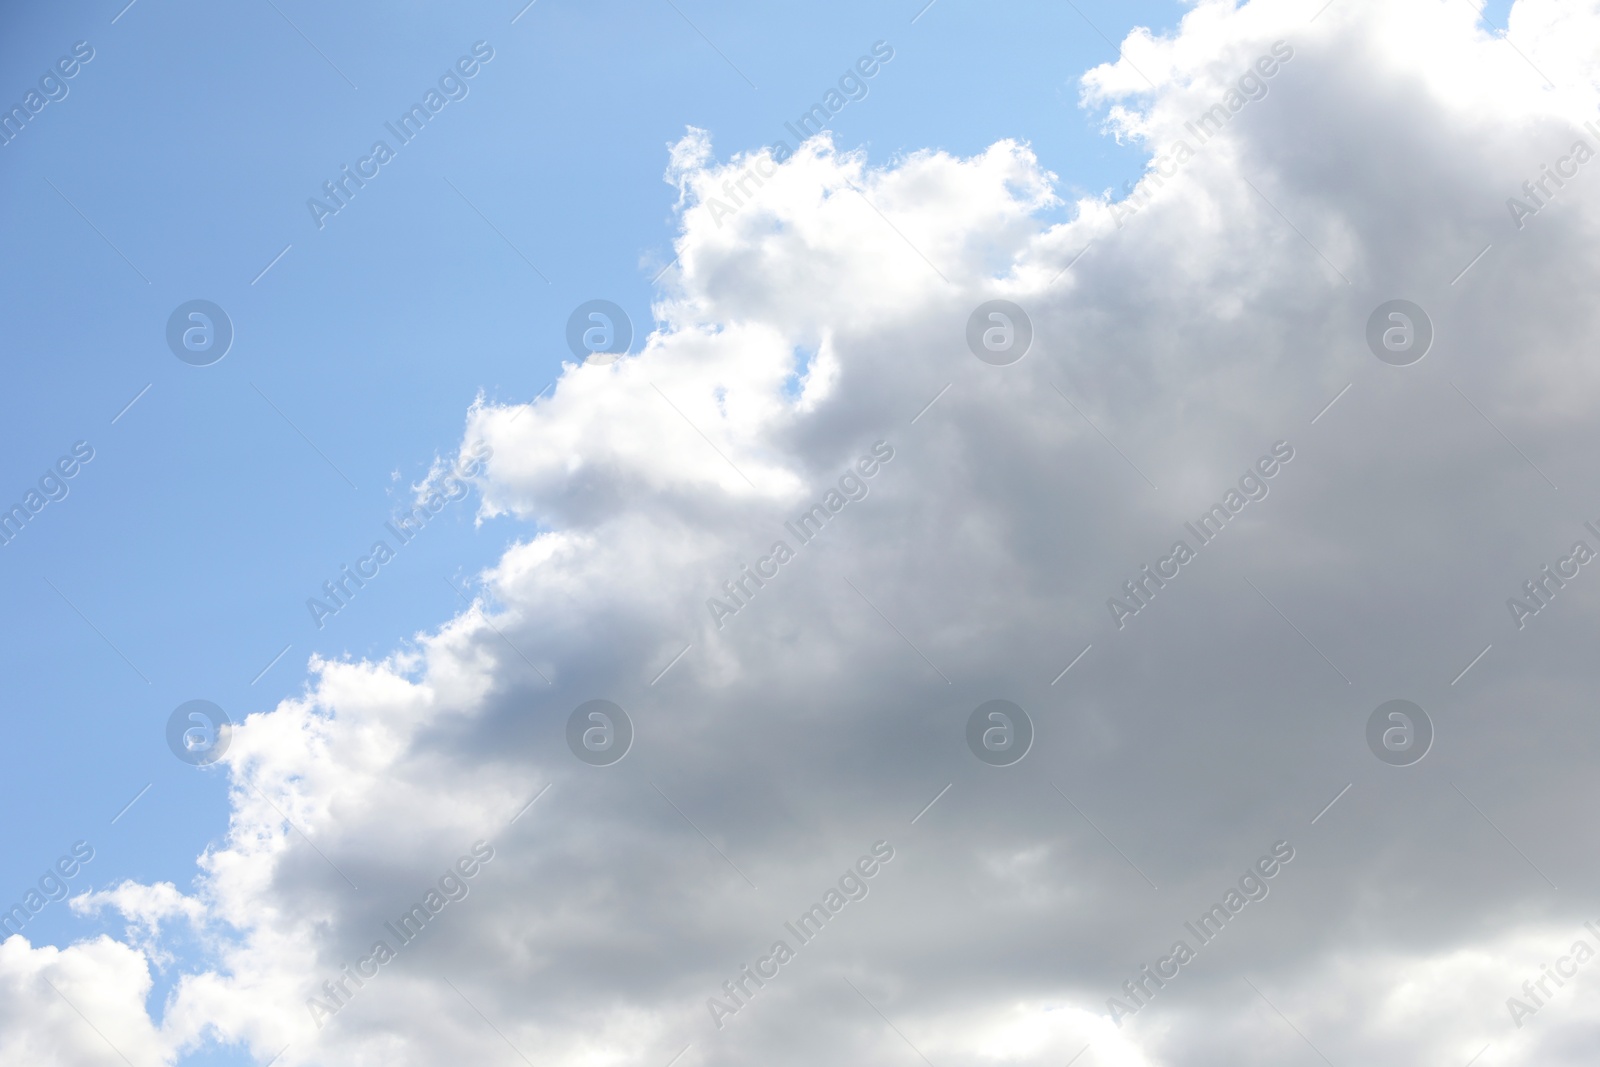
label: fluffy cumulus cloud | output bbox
[12,0,1600,1063]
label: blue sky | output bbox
[0,1,1533,1063]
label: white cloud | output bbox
[0,935,166,1066]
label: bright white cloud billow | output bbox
[11,1,1600,1063]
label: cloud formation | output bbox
[11,1,1600,1064]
